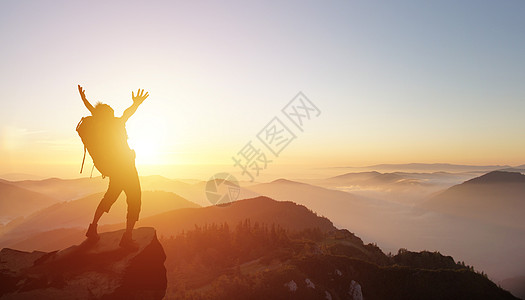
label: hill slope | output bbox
[2,196,335,252]
[5,177,108,201]
[0,196,518,299]
[246,179,409,243]
[157,212,517,299]
[422,171,525,230]
[105,196,336,237]
[6,175,258,208]
[0,181,58,222]
[0,191,199,248]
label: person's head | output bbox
[94,102,114,119]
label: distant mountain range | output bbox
[245,178,404,240]
[320,170,475,190]
[0,190,199,250]
[335,163,516,173]
[328,171,407,185]
[0,175,259,208]
[103,196,336,238]
[1,170,524,298]
[0,196,517,299]
[1,177,107,202]
[422,171,525,230]
[0,173,45,181]
[0,180,58,222]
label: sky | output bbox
[1,0,525,180]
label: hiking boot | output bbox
[85,223,99,241]
[119,232,139,250]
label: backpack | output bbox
[76,116,115,177]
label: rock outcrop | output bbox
[0,227,166,300]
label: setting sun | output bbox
[127,113,168,166]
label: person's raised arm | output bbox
[78,85,95,114]
[121,89,149,122]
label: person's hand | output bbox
[132,89,149,104]
[78,85,87,100]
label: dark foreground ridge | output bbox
[0,227,167,300]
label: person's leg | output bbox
[121,166,141,244]
[91,205,105,225]
[86,177,123,238]
[124,218,136,238]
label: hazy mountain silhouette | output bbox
[0,173,45,181]
[329,171,404,183]
[0,195,519,299]
[1,196,335,252]
[497,167,525,173]
[136,175,204,203]
[464,170,525,184]
[0,181,58,223]
[2,174,524,297]
[4,177,108,202]
[325,171,475,187]
[321,171,432,194]
[0,191,198,249]
[301,171,477,206]
[5,173,523,286]
[355,163,511,172]
[144,197,516,299]
[4,175,209,204]
[422,171,525,230]
[5,175,257,208]
[103,196,336,238]
[5,227,87,252]
[246,179,408,242]
[245,175,525,285]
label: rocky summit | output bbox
[0,227,166,300]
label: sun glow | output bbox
[126,114,168,166]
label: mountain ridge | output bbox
[335,163,512,172]
[0,190,199,249]
[464,171,525,184]
[422,171,525,231]
[0,195,519,299]
[0,181,58,222]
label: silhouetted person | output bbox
[77,85,149,248]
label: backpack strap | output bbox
[78,117,87,174]
[76,117,85,131]
[80,146,87,174]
